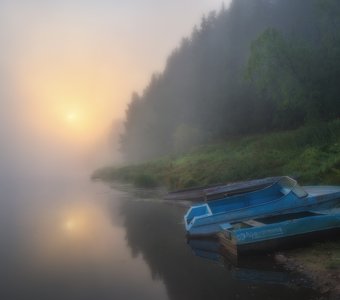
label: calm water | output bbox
[0,178,320,300]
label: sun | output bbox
[66,112,78,122]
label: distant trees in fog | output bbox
[120,0,340,162]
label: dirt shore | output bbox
[275,242,340,299]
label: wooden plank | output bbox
[243,220,265,227]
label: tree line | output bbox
[120,0,340,162]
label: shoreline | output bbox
[104,181,340,298]
[92,121,340,191]
[93,121,340,298]
[275,244,340,299]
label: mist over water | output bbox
[0,97,319,300]
[0,1,327,299]
[0,75,322,299]
[0,177,320,300]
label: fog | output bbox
[0,0,229,181]
[0,2,331,299]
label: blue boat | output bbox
[203,176,282,201]
[218,209,340,257]
[184,176,340,236]
[165,176,281,202]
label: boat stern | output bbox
[184,204,212,231]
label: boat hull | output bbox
[218,212,340,257]
[185,177,340,237]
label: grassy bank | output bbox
[94,120,340,296]
[93,120,340,189]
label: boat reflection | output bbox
[186,237,309,287]
[187,237,224,264]
[117,194,317,300]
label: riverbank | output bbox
[92,120,340,190]
[93,120,340,298]
[275,242,340,299]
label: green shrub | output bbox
[93,120,340,189]
[133,173,159,188]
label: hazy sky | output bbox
[0,0,231,175]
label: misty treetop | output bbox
[120,0,340,162]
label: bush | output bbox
[133,173,159,188]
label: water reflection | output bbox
[0,181,320,300]
[118,196,319,300]
[186,237,310,287]
[0,182,168,300]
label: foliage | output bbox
[173,124,211,153]
[94,120,340,189]
[247,13,340,125]
[117,0,340,163]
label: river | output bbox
[0,177,320,300]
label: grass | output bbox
[92,120,340,189]
[93,121,340,290]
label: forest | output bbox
[120,0,340,162]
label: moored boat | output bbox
[164,184,221,202]
[218,209,340,257]
[164,177,282,202]
[184,176,340,236]
[204,176,282,201]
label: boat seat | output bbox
[243,220,265,227]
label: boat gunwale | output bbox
[185,176,301,230]
[186,194,340,238]
[226,212,340,245]
[190,180,303,229]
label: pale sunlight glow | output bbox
[62,214,86,234]
[66,112,78,123]
[61,206,97,237]
[0,0,232,171]
[64,219,76,231]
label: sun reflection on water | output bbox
[26,197,127,269]
[60,209,95,238]
[62,213,89,236]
